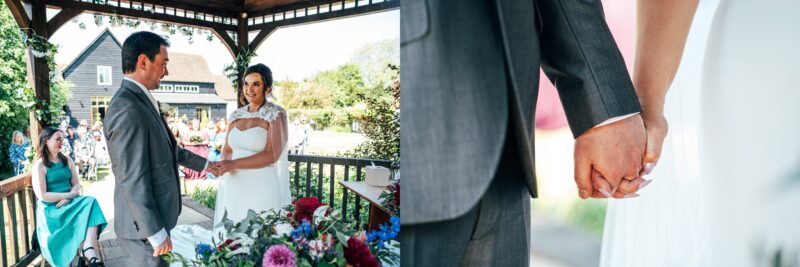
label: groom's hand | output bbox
[574,115,646,199]
[153,236,173,257]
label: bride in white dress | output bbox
[211,63,291,228]
[601,0,800,266]
[169,64,291,263]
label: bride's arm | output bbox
[223,112,287,171]
[220,123,234,161]
[633,0,698,172]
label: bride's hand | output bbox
[641,112,668,177]
[212,160,235,176]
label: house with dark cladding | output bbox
[60,28,236,127]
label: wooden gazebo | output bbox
[3,0,398,147]
[0,1,398,266]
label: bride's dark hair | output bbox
[240,63,274,108]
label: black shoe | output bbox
[80,247,103,267]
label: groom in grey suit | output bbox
[104,31,210,266]
[402,0,647,266]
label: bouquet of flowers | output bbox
[190,135,205,143]
[379,179,399,216]
[164,197,400,267]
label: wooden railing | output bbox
[288,154,397,229]
[0,173,39,267]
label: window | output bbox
[195,107,209,123]
[174,85,200,93]
[91,96,112,124]
[155,84,174,92]
[97,66,112,85]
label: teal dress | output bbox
[35,162,107,267]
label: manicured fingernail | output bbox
[623,193,640,198]
[644,163,656,175]
[579,189,589,199]
[598,188,612,198]
[639,179,652,190]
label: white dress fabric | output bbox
[170,103,291,265]
[601,1,800,266]
[700,1,800,265]
[214,103,292,231]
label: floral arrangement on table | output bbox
[378,179,399,216]
[163,197,400,267]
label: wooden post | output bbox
[25,0,50,149]
[236,11,250,108]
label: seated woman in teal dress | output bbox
[32,127,107,267]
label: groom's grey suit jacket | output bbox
[104,80,206,240]
[401,0,642,225]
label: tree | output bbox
[349,39,399,90]
[0,1,72,179]
[346,64,399,161]
[0,0,33,178]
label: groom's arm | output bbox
[176,146,207,171]
[537,0,646,198]
[537,0,641,138]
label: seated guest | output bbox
[31,127,107,267]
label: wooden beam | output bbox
[45,0,238,32]
[248,25,276,52]
[247,0,338,19]
[247,0,398,31]
[3,0,30,29]
[212,27,237,58]
[120,0,237,18]
[46,8,81,35]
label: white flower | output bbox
[158,102,170,115]
[274,223,293,237]
[313,205,329,223]
[308,240,327,261]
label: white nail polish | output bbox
[644,163,656,175]
[598,188,612,198]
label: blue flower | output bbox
[390,216,400,226]
[195,242,214,259]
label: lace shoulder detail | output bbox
[228,102,285,123]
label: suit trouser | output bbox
[114,237,169,267]
[401,124,532,267]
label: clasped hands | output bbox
[574,113,666,199]
[206,160,234,176]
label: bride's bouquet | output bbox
[163,197,400,267]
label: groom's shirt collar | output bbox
[124,76,159,111]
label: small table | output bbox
[340,181,395,231]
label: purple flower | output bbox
[263,245,296,267]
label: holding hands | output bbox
[206,160,235,177]
[574,114,650,199]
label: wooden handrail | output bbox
[0,173,32,198]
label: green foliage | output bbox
[0,1,72,179]
[189,186,218,209]
[0,2,34,179]
[224,49,257,92]
[345,65,400,161]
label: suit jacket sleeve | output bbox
[176,146,207,172]
[537,0,642,138]
[105,105,163,237]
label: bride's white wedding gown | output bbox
[602,1,800,266]
[170,103,291,265]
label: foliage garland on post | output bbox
[223,48,257,92]
[21,30,72,127]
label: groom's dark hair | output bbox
[121,31,170,74]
